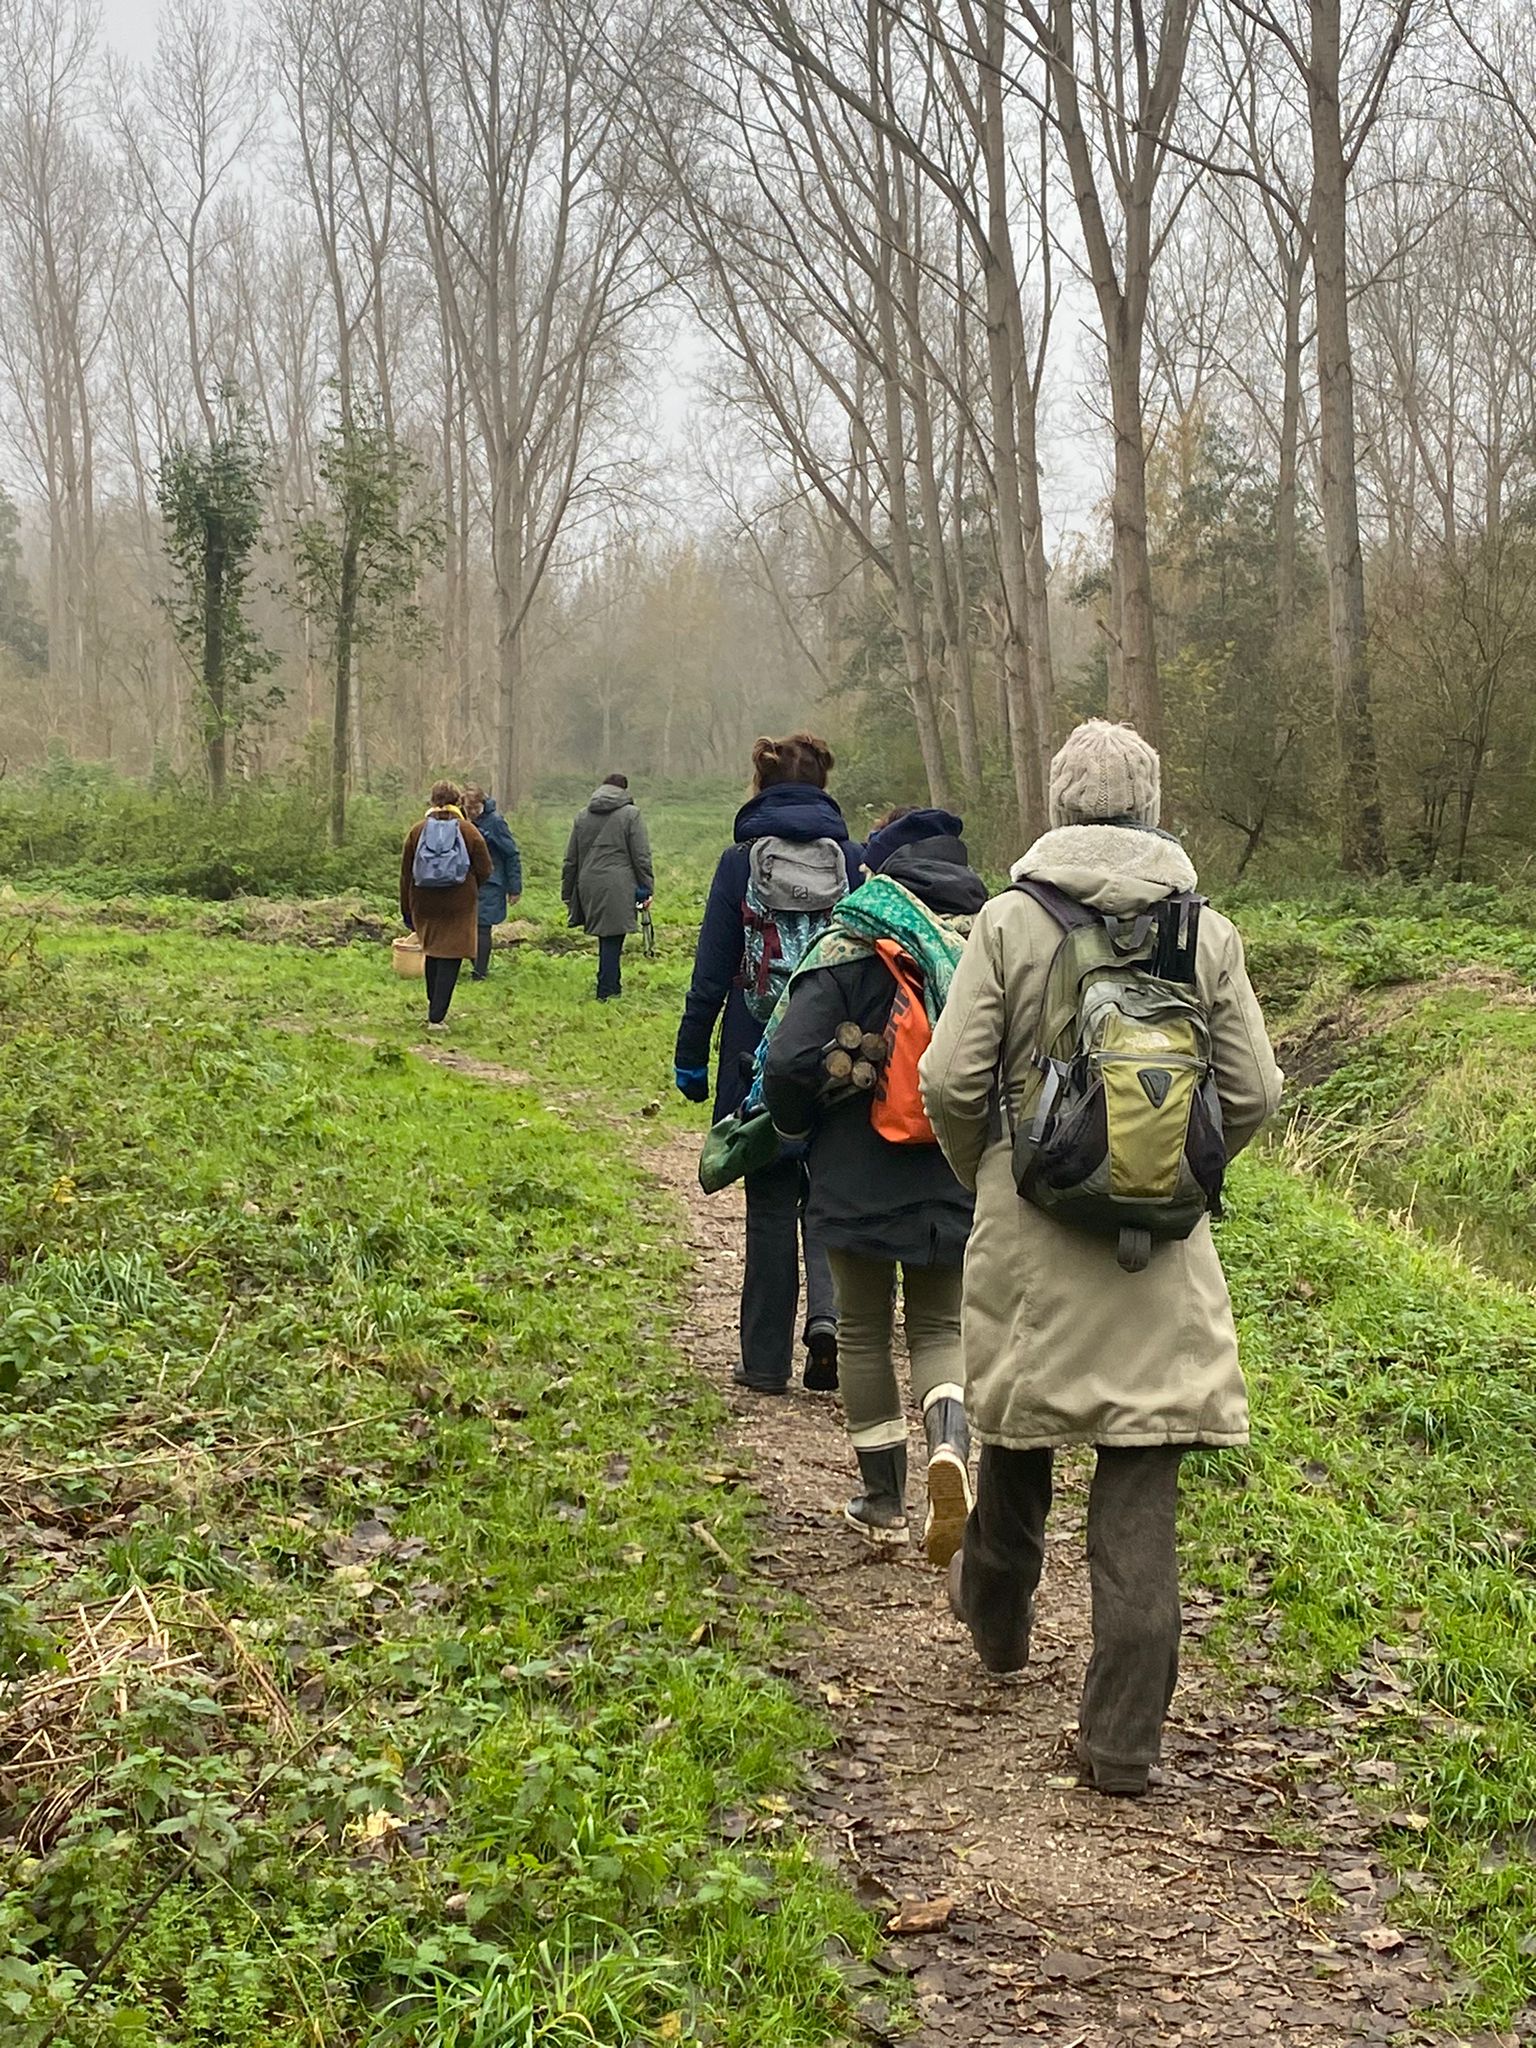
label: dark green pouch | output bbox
[698,1105,781,1194]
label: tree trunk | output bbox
[979,0,1046,834]
[1309,0,1386,874]
[896,173,978,788]
[1106,306,1161,743]
[204,530,227,801]
[456,404,473,750]
[330,525,359,846]
[866,23,950,807]
[1015,370,1056,792]
[1275,254,1305,640]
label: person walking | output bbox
[761,808,987,1562]
[562,773,653,1001]
[921,721,1283,1796]
[463,785,523,981]
[674,733,863,1396]
[400,780,492,1031]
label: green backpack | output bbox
[1008,879,1226,1272]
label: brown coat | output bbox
[920,824,1283,1452]
[400,811,491,960]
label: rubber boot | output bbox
[921,1395,974,1568]
[845,1444,909,1547]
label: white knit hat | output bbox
[1048,720,1161,829]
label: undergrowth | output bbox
[0,917,872,2045]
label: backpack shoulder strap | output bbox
[1011,874,1099,932]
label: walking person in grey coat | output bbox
[921,721,1283,1797]
[562,774,654,1001]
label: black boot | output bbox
[921,1396,974,1568]
[803,1322,839,1394]
[845,1444,908,1548]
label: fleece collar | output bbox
[1011,823,1197,916]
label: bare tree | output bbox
[0,0,127,736]
[1007,0,1199,747]
[360,0,666,806]
[111,0,265,438]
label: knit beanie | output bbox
[1048,720,1161,829]
[863,807,966,872]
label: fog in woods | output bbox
[1,0,1533,876]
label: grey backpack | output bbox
[412,815,470,889]
[739,836,848,1021]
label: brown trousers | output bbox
[959,1444,1185,1775]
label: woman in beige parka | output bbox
[920,720,1282,1796]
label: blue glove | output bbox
[674,1065,711,1104]
[401,911,414,932]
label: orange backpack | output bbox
[870,938,937,1145]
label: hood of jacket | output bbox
[478,795,504,823]
[733,782,849,846]
[879,839,988,917]
[1010,823,1197,915]
[588,783,634,814]
[864,806,966,872]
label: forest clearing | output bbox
[5,0,1536,2032]
[0,784,1533,2046]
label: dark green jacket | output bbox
[562,786,654,937]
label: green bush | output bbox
[0,765,404,902]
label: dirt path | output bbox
[647,1134,1471,2048]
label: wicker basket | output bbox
[391,934,426,979]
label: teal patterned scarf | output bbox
[745,876,973,1106]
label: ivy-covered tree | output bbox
[157,407,276,799]
[0,486,46,675]
[289,398,441,845]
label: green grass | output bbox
[15,785,1536,2030]
[1183,1155,1536,2020]
[1233,884,1536,1285]
[0,900,874,2045]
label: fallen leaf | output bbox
[348,1807,403,1857]
[1363,1927,1405,1954]
[887,1895,954,1935]
[1039,1949,1102,1983]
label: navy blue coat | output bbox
[474,797,524,926]
[674,784,864,1121]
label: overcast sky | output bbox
[90,0,1106,543]
[100,0,157,55]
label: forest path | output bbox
[645,1132,1465,2048]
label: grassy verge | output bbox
[0,917,873,2046]
[1186,1154,1536,2023]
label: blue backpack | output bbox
[413,815,470,889]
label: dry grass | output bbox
[0,1586,295,1853]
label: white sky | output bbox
[91,0,1107,547]
[99,0,159,56]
